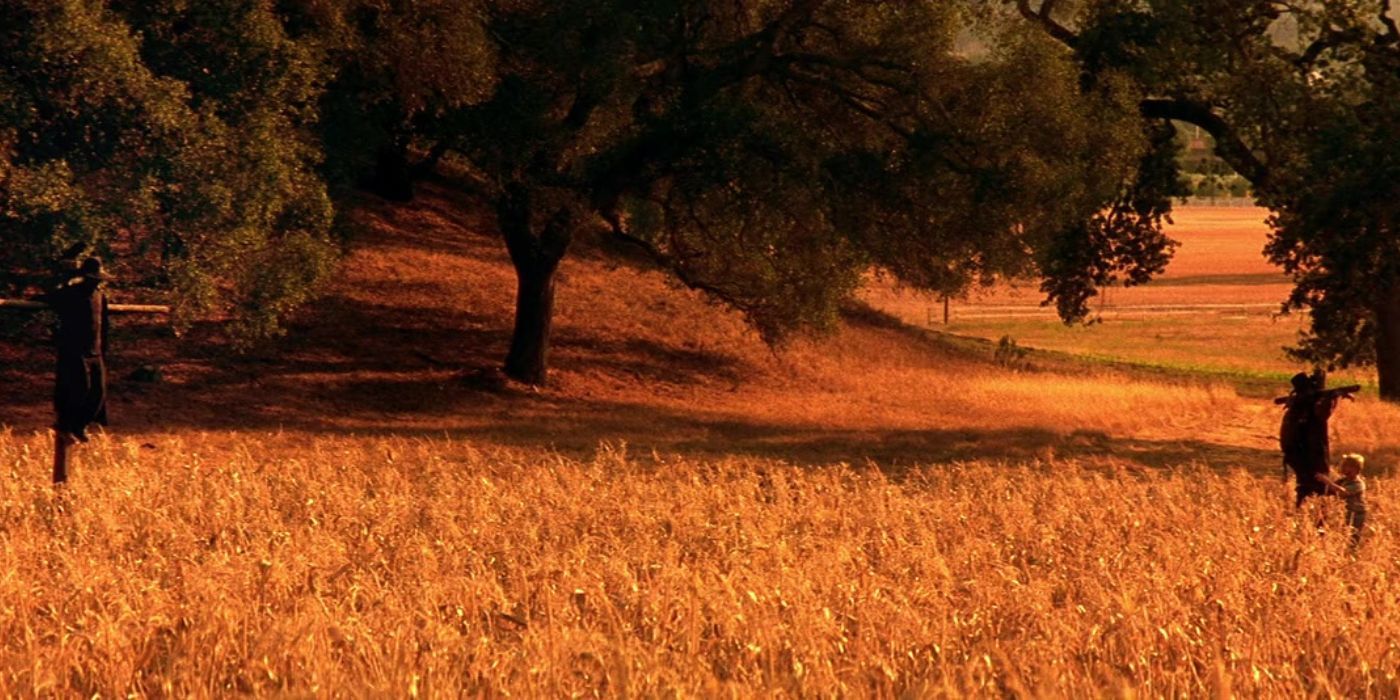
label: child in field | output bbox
[1319,453,1368,546]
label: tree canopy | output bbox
[0,0,339,340]
[392,0,1175,383]
[4,0,1186,386]
[1008,0,1400,398]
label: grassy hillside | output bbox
[2,186,1399,695]
[7,186,1349,469]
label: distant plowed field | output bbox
[863,206,1373,386]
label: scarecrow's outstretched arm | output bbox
[0,299,47,311]
[0,299,169,314]
[107,303,170,314]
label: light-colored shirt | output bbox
[1338,476,1366,513]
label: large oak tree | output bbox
[399,0,1176,384]
[3,0,1182,381]
[1010,0,1400,399]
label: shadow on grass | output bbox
[1144,273,1289,287]
[2,291,1298,475]
[0,185,755,439]
[0,184,1318,475]
[426,404,1289,474]
[3,334,1291,473]
[88,373,1289,474]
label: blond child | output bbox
[1319,453,1368,546]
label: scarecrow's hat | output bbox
[77,257,113,282]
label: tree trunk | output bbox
[412,140,451,180]
[53,432,71,484]
[497,184,574,386]
[504,259,559,385]
[365,139,414,202]
[1375,284,1400,402]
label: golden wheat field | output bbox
[2,428,1399,697]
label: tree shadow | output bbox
[424,401,1287,473]
[77,373,1283,475]
[551,333,749,387]
[345,183,502,259]
[1,289,1290,474]
[0,185,1305,475]
[0,211,750,436]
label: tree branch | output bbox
[1015,0,1079,49]
[1139,98,1270,187]
[601,208,748,309]
[1294,26,1366,66]
[769,0,831,41]
[779,70,915,141]
[726,0,832,80]
[1381,0,1399,44]
[779,51,913,77]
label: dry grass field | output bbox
[4,426,1400,696]
[3,189,1398,695]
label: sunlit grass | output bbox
[942,313,1374,384]
[1,431,1397,696]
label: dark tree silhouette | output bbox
[1011,0,1400,399]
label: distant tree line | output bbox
[1176,128,1251,200]
[6,0,1394,399]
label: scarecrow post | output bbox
[2,257,169,483]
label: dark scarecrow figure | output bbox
[2,255,168,483]
[1278,370,1357,507]
[38,257,112,481]
[43,259,111,436]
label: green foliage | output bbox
[1259,16,1400,372]
[0,0,188,293]
[0,0,1205,372]
[1266,87,1400,369]
[0,0,338,342]
[426,1,1168,348]
[1039,119,1182,322]
[308,0,496,194]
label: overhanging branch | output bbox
[1382,0,1399,44]
[1294,26,1366,66]
[775,68,915,141]
[601,208,748,310]
[1139,98,1270,188]
[1015,0,1079,48]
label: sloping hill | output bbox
[3,183,1396,470]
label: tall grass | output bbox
[1,431,1394,696]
